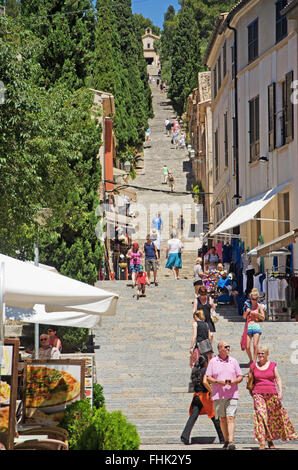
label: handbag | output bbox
[210,308,219,323]
[240,318,248,351]
[198,338,213,355]
[246,368,255,393]
[189,346,199,368]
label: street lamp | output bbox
[124,160,131,174]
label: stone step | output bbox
[93,81,298,446]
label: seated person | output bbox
[29,334,61,360]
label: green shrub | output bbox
[77,406,140,450]
[93,383,105,410]
[59,399,93,450]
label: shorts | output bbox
[247,323,262,336]
[130,264,140,273]
[145,259,158,272]
[213,398,238,418]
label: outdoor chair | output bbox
[14,438,68,450]
[18,426,69,446]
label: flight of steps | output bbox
[93,278,298,445]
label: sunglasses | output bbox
[224,345,230,349]
[47,329,54,332]
[40,338,48,342]
[257,352,265,356]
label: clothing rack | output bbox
[265,268,296,321]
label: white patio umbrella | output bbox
[0,253,118,340]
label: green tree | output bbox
[4,0,20,17]
[133,13,160,37]
[0,16,103,284]
[112,0,152,150]
[160,5,178,86]
[20,0,95,89]
[92,0,138,154]
[169,1,199,116]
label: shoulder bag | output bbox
[198,338,213,355]
[246,366,255,395]
[210,308,219,323]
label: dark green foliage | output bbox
[168,2,199,116]
[161,0,238,115]
[112,0,153,150]
[20,0,95,89]
[59,398,93,449]
[93,383,105,410]
[0,16,103,284]
[134,13,161,37]
[60,391,139,450]
[77,406,141,450]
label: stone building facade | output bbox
[142,27,160,67]
[203,0,298,269]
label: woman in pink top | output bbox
[249,345,297,450]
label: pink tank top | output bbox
[130,250,141,266]
[251,361,277,395]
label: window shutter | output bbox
[268,83,276,151]
[255,96,260,158]
[285,71,294,143]
[249,99,254,162]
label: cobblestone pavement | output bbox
[94,67,298,449]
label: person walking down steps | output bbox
[181,355,224,445]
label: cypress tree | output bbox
[169,1,199,116]
[93,0,138,154]
[112,0,151,149]
[20,0,95,89]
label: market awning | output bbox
[211,182,290,236]
[248,228,298,257]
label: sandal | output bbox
[268,441,275,449]
[259,443,266,450]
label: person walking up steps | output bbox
[165,231,183,280]
[162,165,169,184]
[168,171,175,192]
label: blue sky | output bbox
[131,0,181,29]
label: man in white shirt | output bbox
[32,334,61,360]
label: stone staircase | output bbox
[93,278,298,445]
